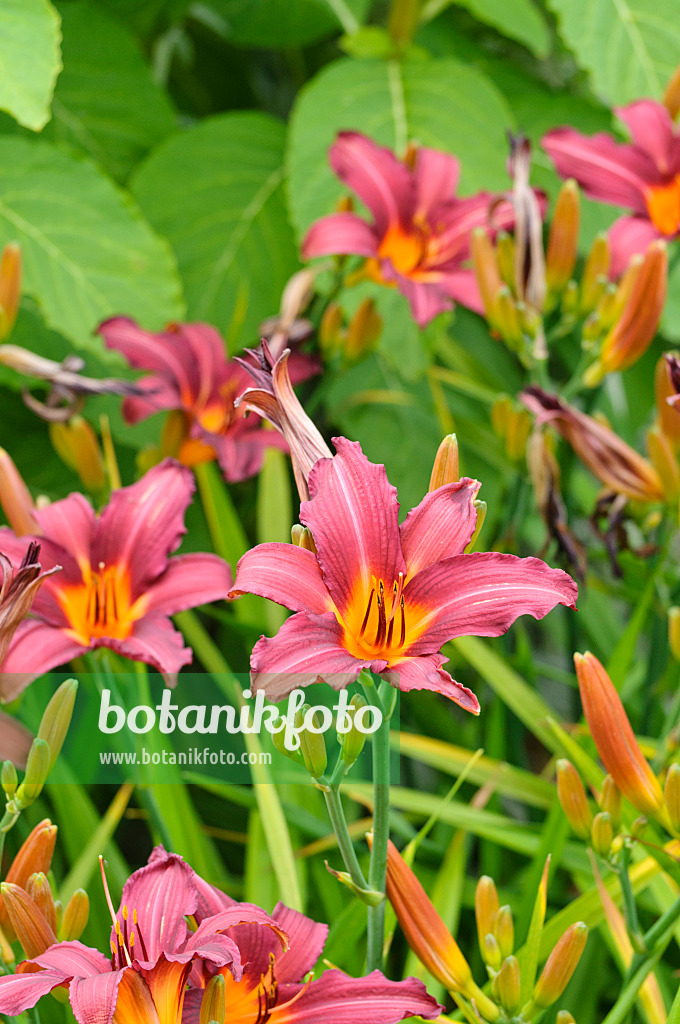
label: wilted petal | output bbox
[403,551,577,652]
[302,213,379,259]
[385,654,480,714]
[231,544,331,615]
[400,479,480,575]
[0,619,85,702]
[330,132,414,235]
[301,438,405,621]
[615,100,680,176]
[542,127,652,212]
[272,969,442,1024]
[250,612,372,700]
[143,554,232,616]
[608,215,664,277]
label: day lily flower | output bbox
[230,436,577,710]
[543,101,680,274]
[302,132,516,327]
[100,318,316,483]
[0,460,232,701]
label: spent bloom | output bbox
[0,542,58,667]
[543,100,680,274]
[0,845,442,1024]
[100,318,316,483]
[0,459,232,700]
[302,131,516,327]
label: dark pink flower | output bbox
[99,319,316,484]
[0,460,232,700]
[302,132,516,327]
[230,437,577,711]
[543,100,680,274]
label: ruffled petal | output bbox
[272,969,442,1024]
[403,552,577,654]
[542,127,654,212]
[426,193,513,266]
[608,215,665,277]
[0,620,85,702]
[104,613,192,683]
[384,653,480,714]
[69,970,125,1024]
[270,902,328,982]
[300,438,405,621]
[31,940,113,977]
[114,851,196,966]
[32,493,96,575]
[615,100,680,176]
[143,554,232,616]
[231,544,331,615]
[414,147,460,220]
[0,968,68,1014]
[99,317,196,400]
[302,213,379,260]
[400,479,480,575]
[330,133,415,234]
[250,612,371,701]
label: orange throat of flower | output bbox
[57,562,145,646]
[377,223,427,276]
[340,573,425,664]
[645,176,680,236]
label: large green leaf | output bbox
[0,137,184,352]
[425,0,551,57]
[44,3,176,181]
[131,112,300,352]
[0,0,62,130]
[205,0,370,47]
[547,0,680,105]
[286,57,514,238]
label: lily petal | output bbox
[122,376,182,425]
[144,554,232,616]
[105,613,192,683]
[231,544,331,615]
[0,619,85,702]
[211,428,287,485]
[385,653,480,714]
[269,902,328,982]
[272,969,442,1024]
[250,612,372,701]
[0,967,68,1014]
[404,551,577,653]
[301,438,405,621]
[615,100,680,177]
[69,970,124,1024]
[33,494,96,576]
[302,213,379,260]
[330,132,415,235]
[115,852,196,966]
[400,479,480,575]
[542,127,653,213]
[381,270,453,327]
[608,215,664,277]
[100,317,195,399]
[414,147,460,221]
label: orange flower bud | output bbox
[0,243,21,342]
[493,955,521,1016]
[664,63,680,119]
[495,905,514,959]
[546,180,580,298]
[664,763,680,832]
[557,759,592,840]
[580,234,610,313]
[0,447,40,536]
[0,882,57,958]
[26,873,57,934]
[3,819,56,893]
[471,228,503,327]
[590,811,613,858]
[475,875,499,958]
[533,923,588,1009]
[599,775,622,830]
[575,652,664,815]
[49,417,106,493]
[60,888,89,941]
[346,298,382,362]
[429,434,459,491]
[495,287,524,352]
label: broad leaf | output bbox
[45,2,176,181]
[0,137,184,352]
[206,0,370,47]
[131,112,300,352]
[431,0,551,57]
[0,0,62,131]
[547,0,680,105]
[287,57,514,238]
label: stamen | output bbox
[399,596,406,648]
[358,587,374,639]
[374,580,387,648]
[133,908,150,962]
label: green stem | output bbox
[0,806,19,862]
[323,785,369,891]
[363,676,391,972]
[618,843,645,951]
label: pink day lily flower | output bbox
[302,131,517,327]
[230,437,577,711]
[0,459,232,701]
[543,100,680,275]
[99,318,317,483]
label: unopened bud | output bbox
[15,738,50,807]
[296,707,327,779]
[493,955,521,1015]
[556,1012,577,1024]
[200,972,226,1024]
[556,759,592,840]
[0,882,57,958]
[346,298,381,361]
[0,447,39,536]
[646,425,679,501]
[664,763,680,832]
[319,302,344,357]
[484,931,502,971]
[496,232,515,289]
[599,775,622,830]
[26,873,57,934]
[0,243,21,341]
[562,279,579,315]
[60,889,89,941]
[1,760,17,799]
[465,500,486,553]
[546,180,580,299]
[37,678,78,771]
[533,923,588,1009]
[341,695,369,766]
[590,811,613,857]
[291,524,317,553]
[271,718,304,766]
[496,286,524,352]
[429,434,459,490]
[670,608,680,661]
[580,234,610,313]
[495,905,514,959]
[475,875,499,957]
[49,418,106,492]
[471,229,503,328]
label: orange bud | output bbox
[533,923,588,1009]
[429,434,459,490]
[0,819,57,937]
[580,234,610,313]
[475,875,499,957]
[26,873,57,934]
[49,417,106,492]
[0,447,40,536]
[575,652,664,815]
[496,232,515,290]
[655,355,680,447]
[0,882,57,957]
[599,775,622,830]
[664,763,680,832]
[556,760,592,840]
[471,228,503,326]
[0,243,21,341]
[664,63,680,119]
[319,302,344,357]
[60,889,89,941]
[495,905,514,959]
[495,287,524,352]
[346,298,382,361]
[646,424,680,501]
[546,180,580,297]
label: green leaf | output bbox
[45,2,176,181]
[547,0,680,105]
[131,112,299,352]
[0,136,184,352]
[205,0,369,47]
[423,0,551,58]
[287,57,514,238]
[0,0,62,131]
